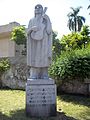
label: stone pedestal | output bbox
[26,78,57,117]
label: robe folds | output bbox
[27,16,52,68]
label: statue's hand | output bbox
[27,26,38,35]
[32,26,38,32]
[43,14,49,21]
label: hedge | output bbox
[49,46,90,81]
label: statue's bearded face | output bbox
[35,4,43,15]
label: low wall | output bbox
[59,80,88,95]
[1,56,29,90]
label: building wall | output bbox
[0,37,15,57]
[8,38,15,57]
[0,22,20,33]
[0,22,20,58]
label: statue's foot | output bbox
[29,76,37,79]
[41,76,49,79]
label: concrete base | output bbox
[26,78,57,117]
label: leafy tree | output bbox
[80,25,90,48]
[11,26,27,46]
[67,6,85,32]
[60,32,83,51]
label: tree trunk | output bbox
[74,17,77,32]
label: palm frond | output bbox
[78,16,86,23]
[70,7,75,12]
[77,6,82,10]
[67,13,74,18]
[87,5,90,9]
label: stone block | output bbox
[26,79,57,117]
[27,78,55,85]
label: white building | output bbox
[0,22,20,58]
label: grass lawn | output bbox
[0,90,90,120]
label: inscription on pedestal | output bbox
[26,85,56,106]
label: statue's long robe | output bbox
[27,17,52,67]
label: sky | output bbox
[0,0,90,37]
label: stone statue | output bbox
[27,4,52,79]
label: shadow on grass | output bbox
[0,87,25,91]
[0,109,77,120]
[58,94,90,107]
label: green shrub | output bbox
[11,26,26,45]
[49,47,90,81]
[0,59,10,75]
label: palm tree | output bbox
[67,6,86,32]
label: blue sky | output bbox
[0,0,90,37]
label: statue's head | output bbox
[34,4,43,16]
